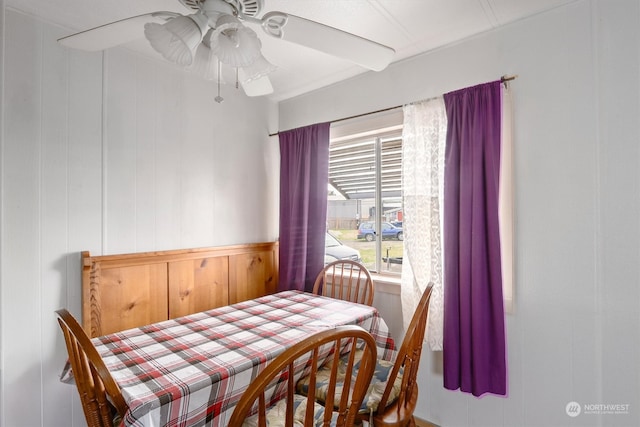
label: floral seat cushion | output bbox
[296,349,403,413]
[242,393,339,427]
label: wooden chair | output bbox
[298,283,434,427]
[228,325,377,427]
[312,260,374,306]
[56,309,128,427]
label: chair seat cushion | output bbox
[242,393,339,427]
[296,349,403,413]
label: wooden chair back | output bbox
[312,260,374,306]
[229,325,377,427]
[56,309,128,427]
[371,282,434,426]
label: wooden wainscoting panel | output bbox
[168,257,229,318]
[88,262,169,337]
[228,248,278,303]
[82,242,278,337]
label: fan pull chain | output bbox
[215,59,224,103]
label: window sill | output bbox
[371,273,401,295]
[370,275,513,314]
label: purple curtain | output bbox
[443,81,507,397]
[279,123,330,292]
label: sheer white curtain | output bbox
[401,98,447,350]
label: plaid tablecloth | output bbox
[93,290,396,427]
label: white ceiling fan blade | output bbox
[257,12,395,71]
[58,12,180,51]
[240,74,274,97]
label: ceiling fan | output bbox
[58,0,396,100]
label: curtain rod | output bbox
[268,74,517,137]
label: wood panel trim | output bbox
[81,242,279,337]
[82,242,279,268]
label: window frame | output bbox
[328,110,404,275]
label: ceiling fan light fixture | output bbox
[209,15,262,68]
[239,54,276,83]
[144,13,209,66]
[189,38,228,83]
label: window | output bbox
[325,109,404,274]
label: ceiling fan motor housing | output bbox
[181,0,263,18]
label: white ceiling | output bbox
[9,0,576,102]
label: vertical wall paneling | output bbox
[0,0,5,423]
[596,1,640,424]
[66,49,104,315]
[154,66,184,250]
[134,56,158,252]
[105,48,138,254]
[3,10,43,426]
[180,75,216,247]
[65,37,105,427]
[41,22,72,423]
[230,114,272,241]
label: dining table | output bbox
[86,290,396,427]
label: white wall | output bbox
[280,1,639,426]
[0,8,279,427]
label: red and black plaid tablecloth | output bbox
[93,290,396,427]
